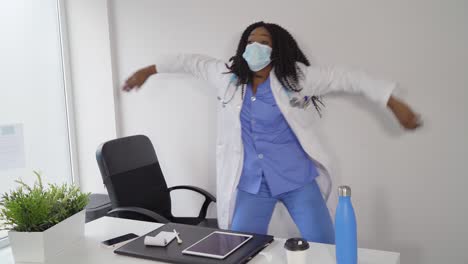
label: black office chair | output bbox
[96,135,217,228]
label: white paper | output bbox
[144,231,176,247]
[0,123,26,170]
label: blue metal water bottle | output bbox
[335,186,357,264]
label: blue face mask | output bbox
[242,42,272,72]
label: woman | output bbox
[123,21,420,244]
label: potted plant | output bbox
[0,171,90,263]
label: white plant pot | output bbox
[8,210,85,263]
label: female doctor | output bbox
[122,21,420,244]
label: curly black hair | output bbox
[227,21,324,115]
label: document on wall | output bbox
[0,123,26,170]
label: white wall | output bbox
[68,0,468,263]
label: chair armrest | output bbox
[107,206,170,223]
[168,185,216,219]
[168,185,216,203]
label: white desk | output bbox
[1,217,400,264]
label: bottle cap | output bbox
[338,186,351,197]
[284,238,310,251]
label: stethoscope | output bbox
[217,76,243,108]
[218,88,241,108]
[218,75,313,109]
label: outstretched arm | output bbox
[304,65,421,130]
[122,54,230,92]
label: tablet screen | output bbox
[182,231,253,259]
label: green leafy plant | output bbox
[0,171,90,232]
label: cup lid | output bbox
[284,238,310,251]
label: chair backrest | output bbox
[96,135,172,220]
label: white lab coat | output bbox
[157,54,395,233]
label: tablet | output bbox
[182,231,253,259]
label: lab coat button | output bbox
[258,154,264,159]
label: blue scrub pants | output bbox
[231,178,335,244]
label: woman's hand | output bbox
[387,96,422,130]
[122,65,157,92]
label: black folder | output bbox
[114,223,274,264]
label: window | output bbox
[0,0,75,245]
